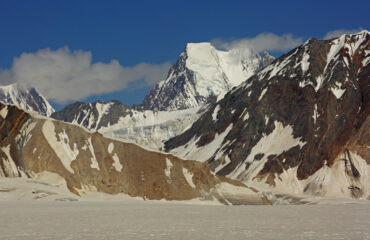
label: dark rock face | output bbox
[140,51,205,111]
[0,104,31,177]
[165,31,370,196]
[51,100,132,130]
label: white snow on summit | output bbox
[185,42,259,99]
[143,42,274,111]
[0,83,54,116]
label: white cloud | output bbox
[212,33,303,53]
[211,29,366,55]
[323,28,364,40]
[0,47,170,103]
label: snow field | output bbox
[0,200,369,240]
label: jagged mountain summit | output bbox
[0,102,266,204]
[0,83,54,116]
[141,42,274,111]
[165,31,370,199]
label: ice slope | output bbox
[52,101,202,150]
[100,107,201,150]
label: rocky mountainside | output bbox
[0,102,266,204]
[0,83,54,116]
[165,31,370,199]
[141,42,274,111]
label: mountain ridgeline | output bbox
[0,31,369,201]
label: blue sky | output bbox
[0,0,369,110]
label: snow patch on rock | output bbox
[87,138,99,171]
[164,158,173,181]
[112,153,122,172]
[313,104,319,124]
[272,151,370,199]
[331,87,346,99]
[0,106,8,119]
[212,105,220,122]
[229,121,306,182]
[182,168,195,188]
[301,48,310,73]
[42,121,79,174]
[171,124,234,162]
[258,88,268,101]
[108,143,114,154]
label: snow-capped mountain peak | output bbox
[0,83,54,116]
[141,42,275,111]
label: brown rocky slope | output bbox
[0,103,265,204]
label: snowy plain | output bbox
[1,174,370,239]
[0,201,369,240]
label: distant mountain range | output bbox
[0,31,369,201]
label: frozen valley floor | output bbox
[0,201,369,240]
